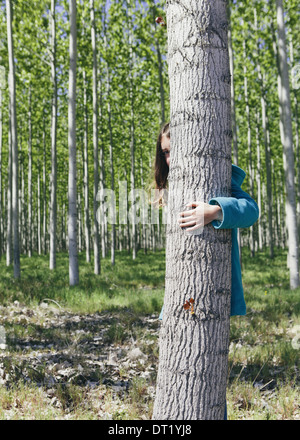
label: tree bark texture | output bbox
[152,0,232,420]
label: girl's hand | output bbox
[178,201,223,232]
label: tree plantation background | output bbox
[0,0,299,421]
[0,0,299,275]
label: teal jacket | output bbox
[159,164,259,320]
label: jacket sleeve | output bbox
[208,182,259,229]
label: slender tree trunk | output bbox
[289,39,300,234]
[50,0,57,269]
[262,75,274,257]
[98,57,106,259]
[255,110,263,251]
[254,8,273,257]
[227,2,238,167]
[43,106,47,255]
[91,0,100,274]
[68,0,79,286]
[0,89,2,260]
[125,2,137,260]
[106,66,116,265]
[20,137,26,253]
[227,2,241,265]
[6,105,12,266]
[276,0,299,288]
[153,0,231,420]
[83,70,90,263]
[6,0,20,278]
[151,5,166,125]
[27,86,32,257]
[37,138,41,255]
[242,35,255,257]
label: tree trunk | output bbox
[50,0,57,270]
[37,137,41,255]
[0,89,2,260]
[83,70,90,263]
[153,0,231,420]
[255,110,263,251]
[43,106,47,255]
[242,36,255,257]
[106,66,116,265]
[289,38,300,236]
[6,101,12,266]
[68,0,79,286]
[6,0,20,278]
[27,86,32,257]
[91,0,100,275]
[254,8,273,258]
[276,0,299,288]
[227,2,241,266]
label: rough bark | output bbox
[153,0,231,420]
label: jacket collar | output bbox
[232,164,246,186]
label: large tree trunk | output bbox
[49,0,57,269]
[68,0,79,286]
[153,0,231,420]
[276,0,299,288]
[6,0,20,278]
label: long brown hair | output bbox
[154,122,170,190]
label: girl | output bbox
[154,122,259,419]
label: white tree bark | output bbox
[49,0,57,270]
[83,70,90,263]
[6,0,20,278]
[0,89,2,259]
[153,0,231,420]
[68,0,79,286]
[276,0,299,288]
[90,0,100,275]
[27,87,32,257]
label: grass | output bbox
[0,249,166,314]
[0,246,299,420]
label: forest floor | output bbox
[0,248,299,420]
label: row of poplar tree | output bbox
[0,0,299,284]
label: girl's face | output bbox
[161,134,170,167]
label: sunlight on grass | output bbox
[0,246,299,420]
[0,250,166,315]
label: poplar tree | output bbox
[153,0,231,420]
